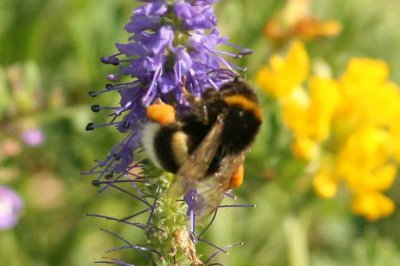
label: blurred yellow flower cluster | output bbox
[263,0,342,45]
[257,41,400,220]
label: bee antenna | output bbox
[207,69,238,80]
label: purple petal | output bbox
[174,0,217,30]
[125,3,168,33]
[125,15,161,33]
[0,186,23,230]
[21,128,45,147]
[172,46,193,82]
[133,2,168,16]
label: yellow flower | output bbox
[337,127,391,177]
[292,136,319,161]
[351,192,395,221]
[312,163,337,198]
[341,58,389,89]
[262,0,342,44]
[256,41,400,220]
[306,77,340,141]
[256,41,309,98]
[280,87,309,135]
[391,122,400,162]
[336,58,400,128]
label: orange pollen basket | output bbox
[146,103,176,125]
[229,163,244,189]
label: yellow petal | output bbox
[292,137,319,161]
[371,164,397,191]
[256,41,309,98]
[351,192,395,221]
[307,77,340,141]
[286,41,310,85]
[341,58,389,87]
[313,167,337,198]
[281,87,309,134]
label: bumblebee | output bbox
[142,79,262,220]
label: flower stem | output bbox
[283,215,310,266]
[147,173,203,265]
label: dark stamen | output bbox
[218,204,256,208]
[101,56,120,66]
[86,213,146,230]
[106,245,159,258]
[109,184,151,207]
[196,237,228,254]
[105,173,114,179]
[91,105,101,112]
[197,209,218,238]
[238,48,253,55]
[221,39,254,55]
[106,74,120,81]
[92,180,101,187]
[119,208,150,222]
[86,123,95,131]
[92,104,130,115]
[94,257,133,266]
[89,81,141,98]
[215,49,242,59]
[122,121,131,129]
[204,242,243,265]
[100,228,161,257]
[89,91,98,97]
[92,179,147,186]
[85,121,122,131]
[146,187,161,227]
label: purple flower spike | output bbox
[87,1,254,264]
[88,0,250,190]
[0,186,23,230]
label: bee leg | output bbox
[228,163,244,189]
[180,81,199,104]
[146,102,176,125]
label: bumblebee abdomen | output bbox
[142,123,189,173]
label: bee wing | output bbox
[168,113,226,197]
[168,112,245,221]
[193,152,245,221]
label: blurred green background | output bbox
[1,0,399,265]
